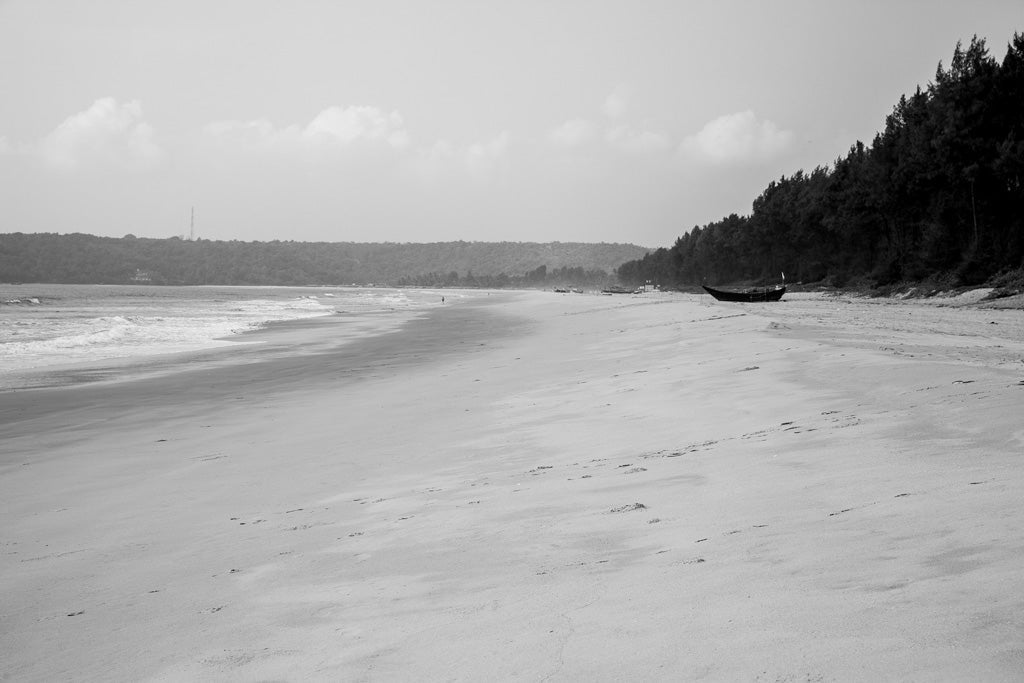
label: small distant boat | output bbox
[703,274,786,302]
[601,285,638,294]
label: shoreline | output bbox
[2,290,1023,680]
[0,284,435,393]
[0,293,527,444]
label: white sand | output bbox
[2,291,1023,680]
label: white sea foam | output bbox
[0,286,401,376]
[2,314,260,357]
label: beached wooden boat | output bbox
[702,283,786,302]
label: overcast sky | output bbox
[1,1,1020,247]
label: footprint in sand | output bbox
[608,502,647,513]
[693,524,767,543]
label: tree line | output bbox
[395,264,615,289]
[0,232,644,287]
[618,35,1024,290]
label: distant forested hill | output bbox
[618,34,1024,290]
[0,233,649,287]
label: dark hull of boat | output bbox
[702,285,786,302]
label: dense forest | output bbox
[0,233,646,288]
[618,35,1024,290]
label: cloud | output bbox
[606,125,671,154]
[203,118,280,146]
[550,86,669,155]
[304,106,409,148]
[403,133,510,184]
[548,119,599,148]
[204,105,410,154]
[602,85,629,120]
[403,139,456,180]
[680,110,793,165]
[204,105,509,189]
[548,118,669,155]
[39,98,162,171]
[465,131,510,178]
[421,139,458,163]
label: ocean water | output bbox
[0,284,451,390]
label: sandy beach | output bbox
[2,290,1024,681]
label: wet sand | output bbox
[2,290,1023,680]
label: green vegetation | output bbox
[618,35,1024,291]
[0,233,647,288]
